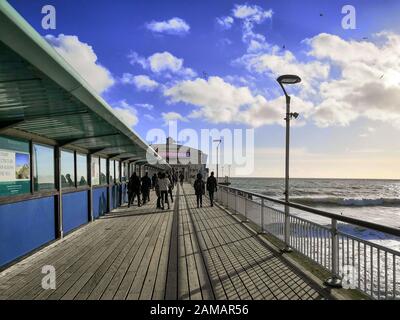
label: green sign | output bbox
[0,136,30,196]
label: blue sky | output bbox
[8,0,400,178]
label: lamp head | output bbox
[277,74,302,85]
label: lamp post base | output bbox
[280,246,292,253]
[324,276,343,288]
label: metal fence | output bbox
[216,185,400,300]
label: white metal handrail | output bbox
[216,184,400,300]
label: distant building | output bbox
[152,137,208,182]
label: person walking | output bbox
[128,172,141,208]
[167,173,174,203]
[194,173,205,208]
[179,172,184,186]
[141,172,151,204]
[155,172,162,209]
[206,171,218,207]
[151,173,157,190]
[158,172,170,210]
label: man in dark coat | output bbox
[128,172,141,208]
[193,173,205,208]
[141,172,152,204]
[206,171,218,207]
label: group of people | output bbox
[127,170,181,210]
[193,171,218,208]
[127,170,218,210]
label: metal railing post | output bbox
[325,218,342,288]
[260,198,265,234]
[234,189,237,214]
[244,194,248,222]
[282,203,292,252]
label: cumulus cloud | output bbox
[227,4,274,53]
[45,34,115,93]
[130,75,159,91]
[127,51,196,78]
[112,100,138,127]
[237,49,330,95]
[216,16,234,30]
[306,32,400,127]
[161,112,188,125]
[164,76,312,127]
[232,4,273,22]
[146,17,190,35]
[234,31,400,128]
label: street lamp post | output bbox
[213,139,222,183]
[277,74,301,252]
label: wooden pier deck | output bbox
[0,184,336,300]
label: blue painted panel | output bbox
[0,196,56,267]
[62,191,88,234]
[93,187,107,218]
[110,185,117,210]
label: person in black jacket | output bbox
[141,172,152,204]
[151,173,157,190]
[206,171,218,207]
[128,172,141,208]
[193,173,205,208]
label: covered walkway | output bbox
[0,184,335,300]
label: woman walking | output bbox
[158,172,170,210]
[193,173,205,208]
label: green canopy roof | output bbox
[0,1,169,169]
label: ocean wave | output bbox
[291,197,400,207]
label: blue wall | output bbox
[110,185,118,210]
[0,196,56,267]
[62,191,88,234]
[93,187,108,218]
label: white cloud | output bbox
[144,114,156,121]
[232,4,273,22]
[112,100,138,127]
[131,75,159,91]
[161,112,188,125]
[45,34,115,93]
[235,31,400,128]
[128,51,196,78]
[120,72,136,84]
[223,4,274,53]
[306,32,400,128]
[164,76,312,127]
[127,51,148,69]
[148,52,183,73]
[135,103,154,110]
[238,49,330,95]
[216,16,234,30]
[146,17,190,35]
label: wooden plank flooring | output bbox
[0,184,334,300]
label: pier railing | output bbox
[216,184,400,300]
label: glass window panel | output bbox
[91,156,99,186]
[115,161,120,182]
[77,153,87,186]
[61,150,75,189]
[33,144,55,191]
[100,158,107,185]
[122,162,127,182]
[109,160,114,184]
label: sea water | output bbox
[230,178,400,252]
